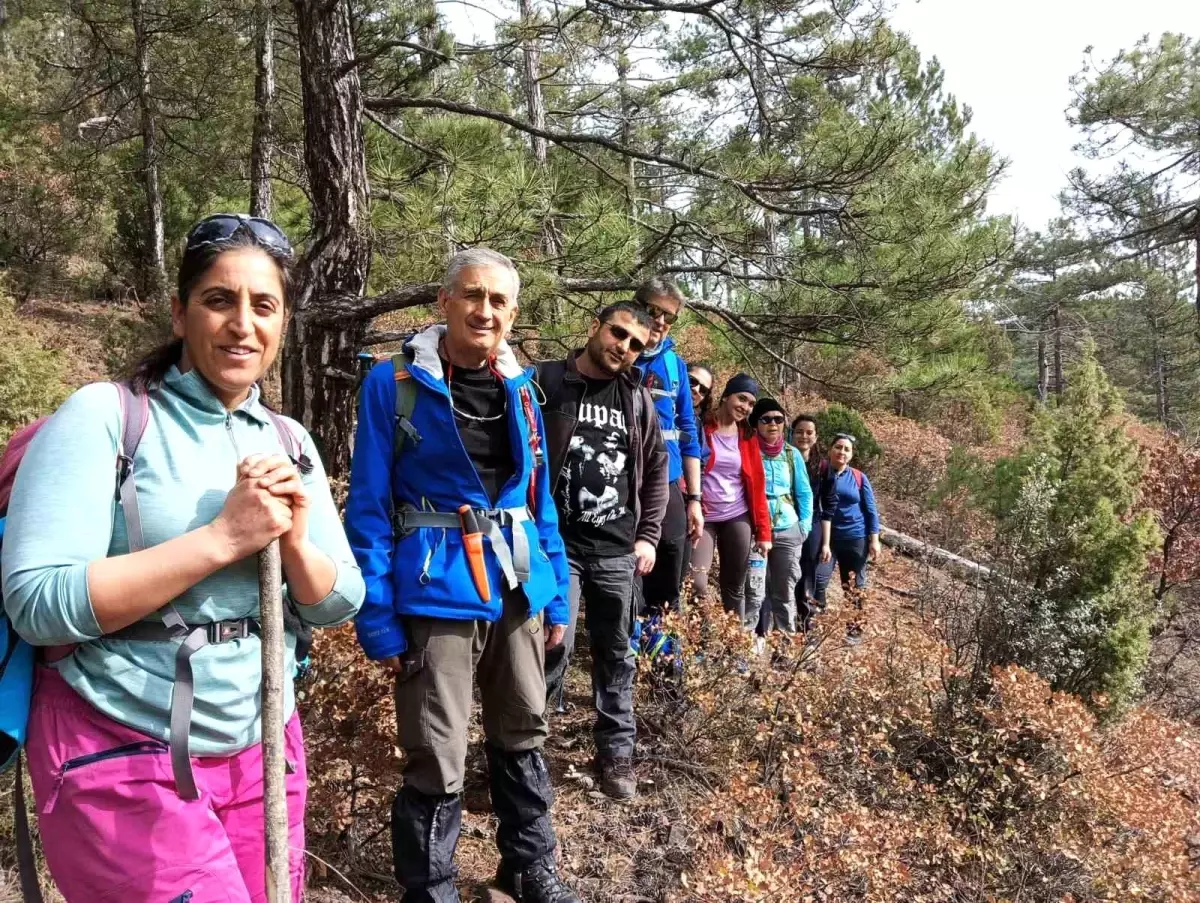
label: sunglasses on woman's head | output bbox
[639,299,679,326]
[688,376,711,396]
[604,322,646,353]
[758,415,786,425]
[185,213,294,258]
[834,432,856,445]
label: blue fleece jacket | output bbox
[1,370,364,754]
[820,467,881,541]
[636,337,702,482]
[345,326,571,662]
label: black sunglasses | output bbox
[689,376,712,397]
[638,298,679,326]
[604,321,647,353]
[185,213,294,258]
[758,415,786,425]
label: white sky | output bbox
[438,0,1196,232]
[889,0,1196,231]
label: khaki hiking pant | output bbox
[394,586,549,796]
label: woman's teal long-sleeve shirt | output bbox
[1,368,365,755]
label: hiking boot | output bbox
[598,756,637,800]
[846,621,863,646]
[495,858,582,903]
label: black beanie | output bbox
[749,397,785,427]
[721,372,760,400]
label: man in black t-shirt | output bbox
[537,302,668,799]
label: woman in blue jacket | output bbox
[817,433,882,600]
[747,399,814,635]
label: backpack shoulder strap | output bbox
[518,383,544,513]
[391,352,421,458]
[852,467,864,490]
[263,409,298,459]
[111,382,187,632]
[112,382,149,554]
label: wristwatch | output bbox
[686,493,703,503]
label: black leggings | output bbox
[812,536,870,604]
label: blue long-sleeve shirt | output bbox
[761,445,813,535]
[345,326,571,662]
[819,466,880,541]
[636,337,701,482]
[1,369,364,754]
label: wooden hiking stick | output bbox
[259,540,291,902]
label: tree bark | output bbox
[1036,332,1048,403]
[1194,226,1200,342]
[1151,316,1168,423]
[287,0,372,479]
[616,53,636,219]
[519,0,562,284]
[0,0,10,56]
[1051,301,1064,397]
[250,0,277,219]
[258,542,290,903]
[132,0,166,299]
[519,0,547,166]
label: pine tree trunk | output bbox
[250,0,276,219]
[0,0,10,56]
[286,0,372,479]
[1194,227,1200,343]
[1052,302,1064,397]
[617,54,636,220]
[520,0,561,311]
[1036,333,1048,403]
[520,0,547,167]
[1152,324,1167,423]
[132,0,166,299]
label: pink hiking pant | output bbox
[24,667,307,902]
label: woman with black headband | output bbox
[2,214,365,898]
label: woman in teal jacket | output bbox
[1,214,365,900]
[748,399,813,635]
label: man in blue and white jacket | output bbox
[633,276,705,614]
[346,249,579,903]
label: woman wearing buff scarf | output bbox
[747,398,814,636]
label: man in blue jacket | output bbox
[346,249,579,903]
[633,277,704,614]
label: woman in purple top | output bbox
[689,374,772,627]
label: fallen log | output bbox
[879,526,998,587]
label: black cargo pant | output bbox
[639,483,687,615]
[545,554,638,760]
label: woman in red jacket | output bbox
[689,373,772,626]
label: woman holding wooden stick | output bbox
[1,214,365,901]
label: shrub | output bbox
[0,290,68,443]
[813,402,880,468]
[948,349,1159,712]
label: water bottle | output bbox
[747,550,767,597]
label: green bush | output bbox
[0,291,68,443]
[813,403,881,468]
[962,348,1159,714]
